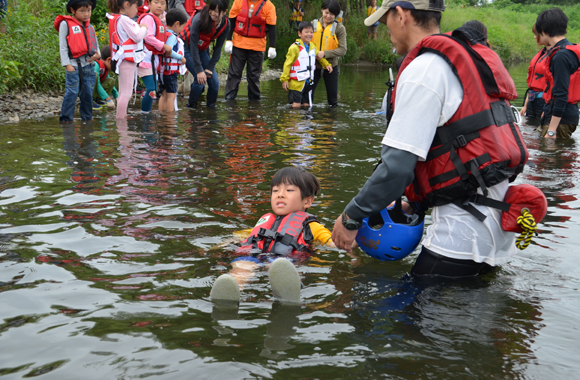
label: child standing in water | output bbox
[280,21,332,108]
[136,0,172,113]
[55,0,100,122]
[158,8,188,112]
[210,166,335,304]
[107,0,148,119]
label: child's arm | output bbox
[93,63,109,101]
[58,21,74,71]
[142,15,171,54]
[119,16,148,43]
[309,222,335,247]
[165,34,184,62]
[280,44,299,90]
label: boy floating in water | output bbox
[210,166,335,304]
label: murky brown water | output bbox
[1,64,579,379]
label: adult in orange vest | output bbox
[224,0,277,100]
[332,0,526,278]
[535,8,579,139]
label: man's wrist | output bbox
[342,211,362,230]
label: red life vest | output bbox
[542,44,580,104]
[54,15,97,59]
[234,0,268,39]
[97,59,109,83]
[137,0,150,18]
[179,13,195,47]
[237,211,317,255]
[184,0,206,16]
[107,13,145,65]
[137,13,169,55]
[198,17,229,51]
[526,48,549,92]
[393,29,528,215]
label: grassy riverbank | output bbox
[1,0,580,94]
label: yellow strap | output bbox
[515,209,537,250]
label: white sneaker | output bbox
[210,274,240,303]
[268,258,301,304]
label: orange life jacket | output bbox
[234,0,268,39]
[542,44,580,104]
[393,29,528,215]
[53,15,97,59]
[137,12,169,55]
[526,48,549,92]
[237,211,317,255]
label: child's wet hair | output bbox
[107,0,142,13]
[270,167,320,199]
[297,21,313,33]
[71,0,94,11]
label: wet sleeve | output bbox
[551,49,580,118]
[323,24,347,61]
[344,145,418,221]
[207,20,228,72]
[308,222,333,246]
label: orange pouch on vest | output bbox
[501,184,547,233]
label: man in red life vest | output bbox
[332,0,528,278]
[535,8,579,140]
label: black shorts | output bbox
[160,73,178,94]
[288,83,313,105]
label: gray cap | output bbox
[364,0,445,26]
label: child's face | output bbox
[298,27,313,44]
[371,0,376,6]
[123,1,139,18]
[103,57,112,71]
[71,5,92,23]
[170,21,185,34]
[149,0,166,16]
[271,183,313,216]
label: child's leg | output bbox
[60,68,80,122]
[101,77,116,98]
[116,60,138,119]
[165,93,177,112]
[229,260,259,289]
[80,63,96,120]
[141,74,156,112]
[158,90,167,111]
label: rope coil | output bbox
[515,209,537,250]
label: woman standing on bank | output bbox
[311,0,346,107]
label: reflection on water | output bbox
[1,65,579,379]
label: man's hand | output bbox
[268,47,276,59]
[331,214,359,253]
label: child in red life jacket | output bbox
[107,0,148,119]
[281,21,332,108]
[210,167,335,305]
[137,0,173,113]
[93,45,119,110]
[158,8,188,112]
[55,0,100,122]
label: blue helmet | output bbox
[355,199,425,261]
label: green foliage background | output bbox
[2,0,580,93]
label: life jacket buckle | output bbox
[455,134,467,147]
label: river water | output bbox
[1,64,579,379]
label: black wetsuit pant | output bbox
[224,46,264,101]
[312,65,339,107]
[411,246,493,278]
